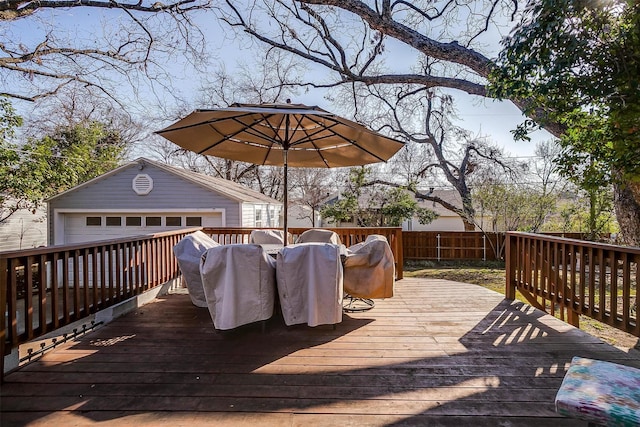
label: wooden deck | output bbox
[2,277,639,426]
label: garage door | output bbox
[62,212,224,244]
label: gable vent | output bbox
[132,174,153,195]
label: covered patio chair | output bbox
[295,228,342,245]
[173,231,219,307]
[276,243,343,327]
[343,234,395,299]
[249,229,291,245]
[199,244,276,331]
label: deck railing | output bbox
[201,226,404,279]
[506,231,640,336]
[1,228,195,379]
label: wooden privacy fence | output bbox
[402,231,599,262]
[403,231,506,261]
[202,226,404,279]
[1,228,192,379]
[506,232,640,337]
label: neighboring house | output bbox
[0,203,47,252]
[318,189,482,231]
[47,158,283,245]
[404,189,473,232]
[287,203,322,228]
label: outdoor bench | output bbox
[555,356,640,426]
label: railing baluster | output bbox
[83,248,90,316]
[25,256,34,341]
[598,248,607,323]
[100,245,107,308]
[63,251,70,324]
[51,253,60,331]
[92,248,99,311]
[38,254,47,335]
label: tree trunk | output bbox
[463,219,476,231]
[613,179,640,247]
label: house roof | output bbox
[46,157,281,205]
[416,189,462,217]
[320,188,462,217]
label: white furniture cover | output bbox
[295,229,342,245]
[199,244,276,330]
[249,229,291,245]
[344,235,395,299]
[173,231,219,307]
[276,243,343,327]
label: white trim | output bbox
[53,208,226,244]
[54,208,225,213]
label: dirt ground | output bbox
[405,264,640,355]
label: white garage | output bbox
[56,210,225,245]
[47,158,283,246]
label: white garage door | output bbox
[62,212,223,244]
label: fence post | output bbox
[482,234,486,261]
[436,234,441,262]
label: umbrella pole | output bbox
[283,148,288,246]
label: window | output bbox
[166,216,182,226]
[255,208,262,227]
[86,217,101,226]
[106,216,122,226]
[186,216,202,227]
[269,207,276,227]
[126,216,142,226]
[145,216,161,226]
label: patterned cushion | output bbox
[555,356,640,426]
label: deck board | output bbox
[2,277,639,426]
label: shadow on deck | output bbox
[2,277,639,426]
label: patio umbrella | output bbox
[156,102,405,243]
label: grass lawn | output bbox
[403,260,640,352]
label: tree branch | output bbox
[0,0,206,20]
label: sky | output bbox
[4,4,554,159]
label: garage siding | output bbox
[48,163,242,244]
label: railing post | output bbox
[567,307,580,328]
[505,233,517,300]
[395,228,403,280]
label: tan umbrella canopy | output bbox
[156,102,405,242]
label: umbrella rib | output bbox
[293,115,392,164]
[156,111,255,134]
[196,115,285,163]
[288,114,331,168]
[197,122,251,155]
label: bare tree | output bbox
[1,0,212,109]
[472,140,565,233]
[215,2,530,230]
[218,1,562,134]
[288,167,334,226]
[361,88,518,230]
[149,48,305,199]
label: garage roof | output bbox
[47,157,281,205]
